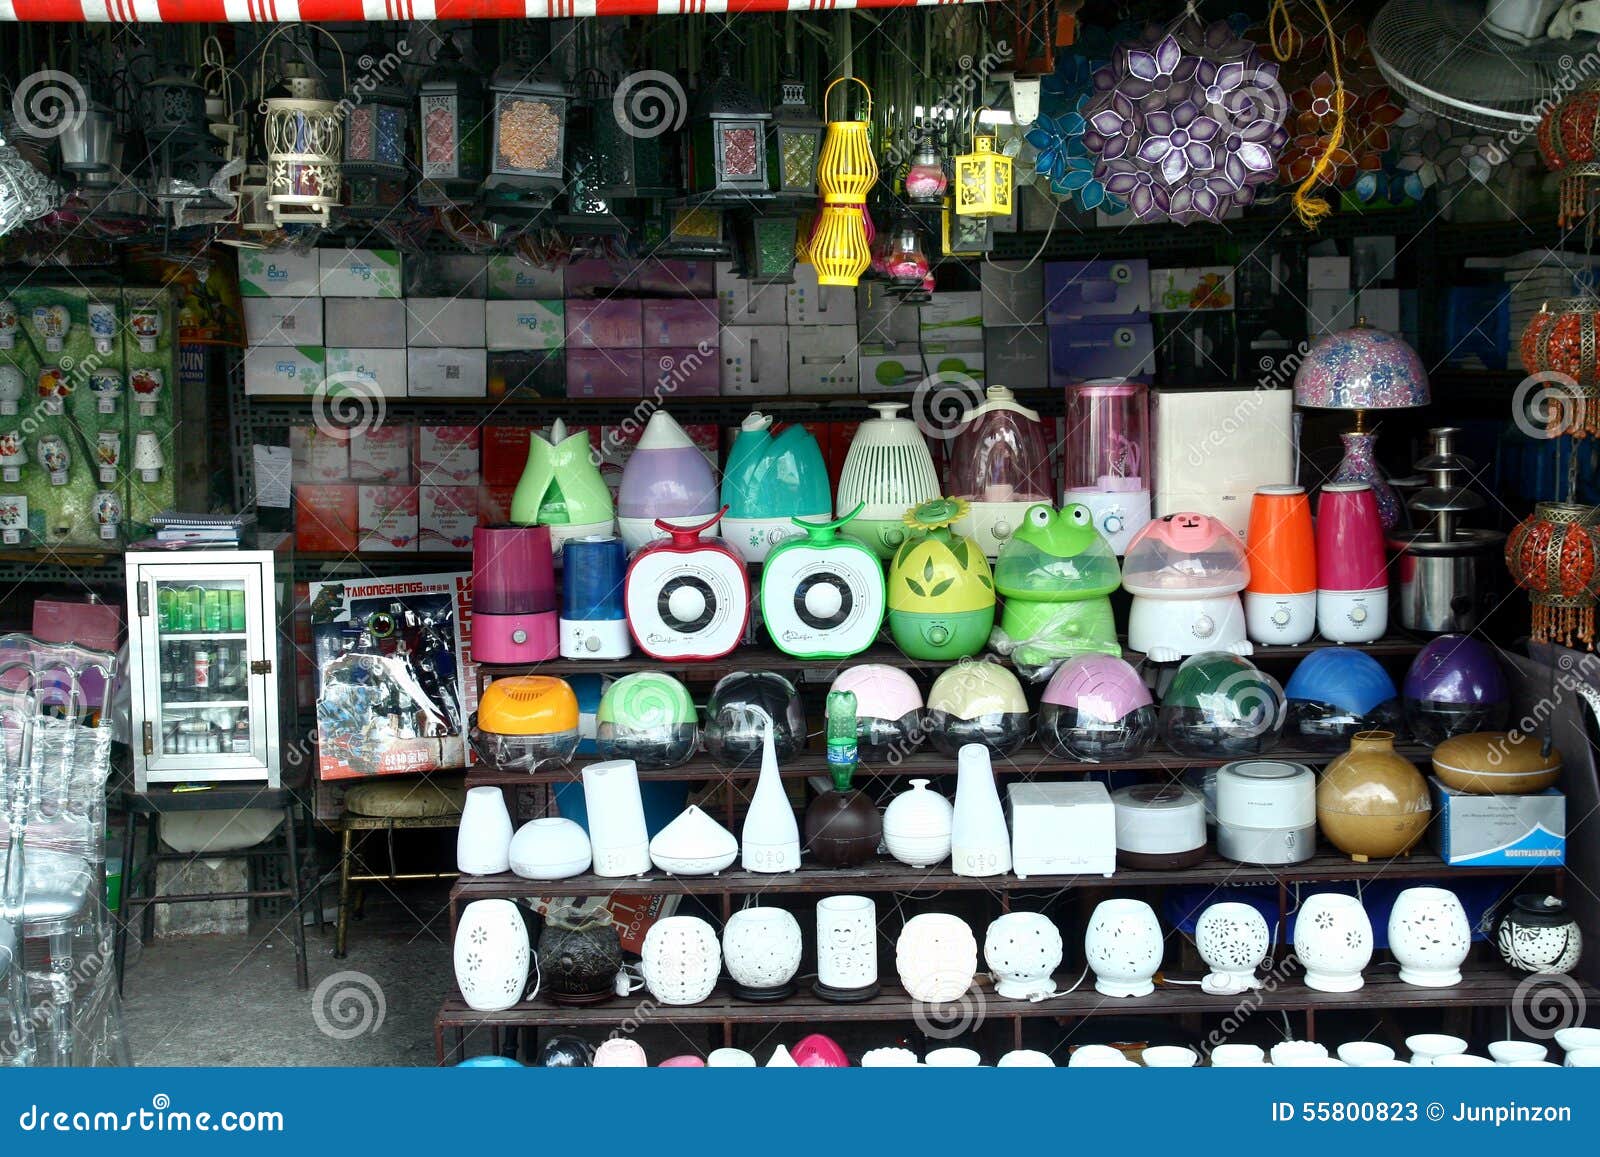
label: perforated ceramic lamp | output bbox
[1282,646,1402,749]
[1122,513,1253,662]
[994,504,1122,671]
[595,672,698,769]
[511,419,615,549]
[925,661,1030,757]
[760,503,886,660]
[720,413,832,563]
[888,498,996,661]
[1039,655,1156,762]
[836,403,941,559]
[617,411,720,550]
[469,676,580,771]
[948,387,1054,558]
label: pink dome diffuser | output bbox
[1039,655,1156,761]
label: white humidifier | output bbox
[1121,513,1253,662]
[836,402,941,560]
[1214,760,1316,866]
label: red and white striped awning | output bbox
[0,0,979,20]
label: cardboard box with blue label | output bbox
[1431,779,1565,867]
[1045,259,1150,325]
[243,345,325,396]
[1048,322,1155,384]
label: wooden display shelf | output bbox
[463,742,1434,787]
[450,848,1551,904]
[434,965,1594,1061]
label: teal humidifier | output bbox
[720,413,832,564]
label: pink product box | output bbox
[565,299,643,349]
[358,485,419,552]
[634,259,716,297]
[415,425,481,484]
[348,426,413,483]
[649,347,719,396]
[641,299,720,349]
[564,258,634,297]
[419,485,477,551]
[290,425,351,484]
[567,348,645,397]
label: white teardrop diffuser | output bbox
[456,786,513,875]
[740,714,800,873]
[649,804,738,875]
[508,817,591,880]
[581,759,651,877]
[950,743,1011,877]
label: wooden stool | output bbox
[336,777,465,959]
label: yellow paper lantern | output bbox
[809,77,879,287]
[955,115,1013,218]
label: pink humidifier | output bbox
[1315,482,1388,643]
[473,524,558,663]
[1063,380,1151,554]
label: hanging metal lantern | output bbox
[883,213,932,299]
[689,60,771,199]
[647,202,731,258]
[154,142,231,227]
[1537,81,1600,228]
[482,46,569,213]
[904,137,949,205]
[418,33,485,206]
[768,74,823,199]
[955,115,1014,218]
[262,63,343,227]
[144,73,210,147]
[1506,501,1600,649]
[808,77,877,288]
[343,38,410,215]
[59,98,115,178]
[591,69,675,200]
[1521,298,1600,437]
[732,211,799,283]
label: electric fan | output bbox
[1369,0,1599,130]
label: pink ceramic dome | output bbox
[831,664,924,720]
[1043,655,1152,720]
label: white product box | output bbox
[981,260,1047,328]
[720,325,788,395]
[244,297,323,346]
[1152,387,1295,539]
[1307,289,1356,336]
[324,298,407,348]
[918,291,984,343]
[485,256,566,299]
[1357,287,1402,332]
[858,344,986,393]
[788,325,859,394]
[406,298,487,347]
[485,300,565,351]
[1307,255,1352,291]
[324,347,408,398]
[407,348,488,399]
[786,263,858,326]
[358,485,419,552]
[1006,782,1116,878]
[290,426,350,484]
[715,262,788,325]
[416,426,482,484]
[243,345,324,396]
[419,485,477,552]
[238,249,320,298]
[319,248,403,297]
[856,282,921,345]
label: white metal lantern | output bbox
[263,64,343,227]
[984,911,1063,1000]
[1388,886,1471,988]
[1194,902,1270,995]
[1084,898,1163,998]
[896,912,978,1004]
[722,905,803,1001]
[640,915,722,1005]
[453,898,530,1012]
[1294,892,1373,993]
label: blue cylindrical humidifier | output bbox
[561,536,631,659]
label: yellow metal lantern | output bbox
[955,113,1013,218]
[809,78,879,288]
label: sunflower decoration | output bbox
[904,496,969,532]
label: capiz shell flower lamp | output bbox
[1064,380,1150,555]
[616,411,720,550]
[472,524,557,664]
[949,386,1055,558]
[1292,321,1430,530]
[511,419,616,550]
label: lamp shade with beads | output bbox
[1520,299,1600,437]
[1505,501,1600,649]
[1537,82,1600,228]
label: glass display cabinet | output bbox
[125,537,294,789]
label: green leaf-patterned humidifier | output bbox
[887,497,996,660]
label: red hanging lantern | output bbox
[1537,83,1600,227]
[1519,299,1600,437]
[1505,501,1600,648]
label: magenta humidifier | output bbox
[473,524,558,663]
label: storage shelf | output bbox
[463,741,1433,787]
[163,699,249,709]
[160,632,249,641]
[450,848,1548,903]
[436,964,1587,1034]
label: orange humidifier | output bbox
[1244,485,1316,645]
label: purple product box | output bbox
[563,258,635,297]
[567,348,645,397]
[1048,322,1155,384]
[565,299,643,349]
[1044,260,1151,325]
[635,259,716,297]
[642,299,720,349]
[649,347,720,397]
